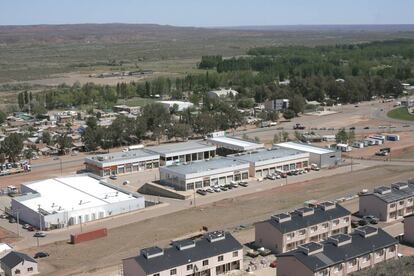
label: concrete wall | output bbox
[255,221,283,253]
[277,256,314,276]
[404,216,414,244]
[359,195,389,221]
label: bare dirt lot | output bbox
[30,164,414,275]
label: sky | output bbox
[0,0,413,26]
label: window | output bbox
[154,274,160,276]
[218,255,224,262]
[202,259,209,266]
[390,246,396,252]
[287,232,295,240]
[170,269,177,275]
[376,250,384,257]
[400,200,405,206]
[349,259,357,267]
[332,219,339,226]
[343,217,349,223]
[27,267,34,272]
[310,226,317,233]
[299,229,306,235]
[187,264,193,270]
[322,223,328,229]
[333,264,342,272]
[15,270,21,275]
[362,255,371,262]
[233,251,238,257]
[390,203,396,208]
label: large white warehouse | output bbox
[11,175,145,230]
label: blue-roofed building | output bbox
[122,231,243,276]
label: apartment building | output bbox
[255,202,351,254]
[122,231,243,276]
[359,181,414,222]
[277,226,398,276]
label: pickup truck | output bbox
[293,123,306,130]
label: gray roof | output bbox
[1,251,37,269]
[265,203,351,233]
[160,157,249,176]
[146,140,216,157]
[368,183,414,203]
[231,148,308,164]
[124,231,242,274]
[85,149,159,166]
[278,227,397,272]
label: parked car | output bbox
[362,215,379,224]
[205,188,214,193]
[22,224,31,229]
[238,181,248,187]
[266,174,276,180]
[274,174,281,179]
[364,126,370,129]
[230,181,238,188]
[53,156,60,160]
[213,187,221,193]
[122,180,130,185]
[349,126,356,130]
[34,252,49,259]
[196,189,207,196]
[8,217,16,223]
[109,175,117,180]
[220,186,228,191]
[270,260,277,268]
[351,219,360,228]
[0,213,8,219]
[27,226,35,232]
[358,219,369,226]
[33,232,47,238]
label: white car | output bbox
[123,180,130,185]
[205,188,214,193]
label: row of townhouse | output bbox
[359,180,414,222]
[122,231,243,276]
[255,201,352,254]
[277,226,398,276]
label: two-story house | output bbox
[277,226,398,276]
[122,231,243,276]
[255,201,351,254]
[359,181,414,222]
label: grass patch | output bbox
[116,97,155,107]
[387,107,414,121]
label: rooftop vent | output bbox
[392,182,408,190]
[298,242,324,256]
[374,186,392,195]
[271,213,291,223]
[319,201,336,211]
[141,246,164,259]
[355,226,378,238]
[328,234,352,247]
[173,239,196,251]
[206,231,226,243]
[296,207,315,217]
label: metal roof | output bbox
[124,231,242,274]
[84,149,159,167]
[231,148,308,165]
[206,136,264,151]
[265,203,351,233]
[276,142,336,155]
[146,140,216,157]
[160,157,249,178]
[278,227,397,272]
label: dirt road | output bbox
[31,164,414,275]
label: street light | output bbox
[38,204,42,232]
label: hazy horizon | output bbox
[1,0,413,27]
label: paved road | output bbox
[2,159,377,251]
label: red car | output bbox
[270,260,277,268]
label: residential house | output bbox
[0,251,38,276]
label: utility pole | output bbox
[80,217,83,232]
[60,158,63,176]
[193,188,196,208]
[38,204,42,232]
[351,157,353,172]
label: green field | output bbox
[116,97,155,107]
[387,107,414,121]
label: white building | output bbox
[158,101,194,112]
[207,88,238,99]
[11,175,145,229]
[206,134,264,154]
[264,99,289,111]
